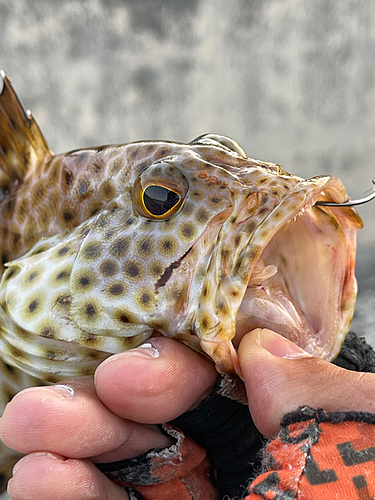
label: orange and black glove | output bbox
[246,406,375,499]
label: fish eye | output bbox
[133,162,189,220]
[142,184,181,217]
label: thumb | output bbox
[238,328,375,439]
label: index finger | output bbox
[94,337,219,423]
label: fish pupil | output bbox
[143,185,180,216]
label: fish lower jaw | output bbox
[234,202,357,361]
[235,276,346,360]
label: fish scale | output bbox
[0,72,363,492]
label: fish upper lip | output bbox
[316,177,375,207]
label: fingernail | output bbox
[11,384,75,402]
[12,458,23,475]
[96,342,160,376]
[52,384,75,398]
[115,342,159,359]
[258,329,313,359]
[13,453,60,474]
[129,342,160,358]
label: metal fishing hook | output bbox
[316,178,375,207]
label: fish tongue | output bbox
[248,259,278,286]
[234,264,315,348]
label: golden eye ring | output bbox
[133,162,189,220]
[140,183,182,219]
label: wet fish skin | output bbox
[0,72,363,380]
[0,71,363,492]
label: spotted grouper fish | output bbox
[0,72,362,489]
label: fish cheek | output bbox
[69,182,231,338]
[69,215,154,335]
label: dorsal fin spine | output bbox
[0,71,53,187]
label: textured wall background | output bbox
[0,0,374,338]
[0,2,374,497]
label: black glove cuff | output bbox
[333,331,375,372]
[171,374,262,498]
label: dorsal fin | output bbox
[0,71,53,190]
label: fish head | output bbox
[0,73,364,379]
[0,129,362,377]
[65,134,362,373]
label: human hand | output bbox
[0,337,218,500]
[2,329,375,499]
[238,328,375,437]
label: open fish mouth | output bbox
[196,174,362,372]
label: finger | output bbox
[238,328,375,439]
[0,379,172,460]
[95,337,219,423]
[7,452,128,500]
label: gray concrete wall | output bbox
[0,0,374,337]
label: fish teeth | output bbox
[293,203,313,220]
